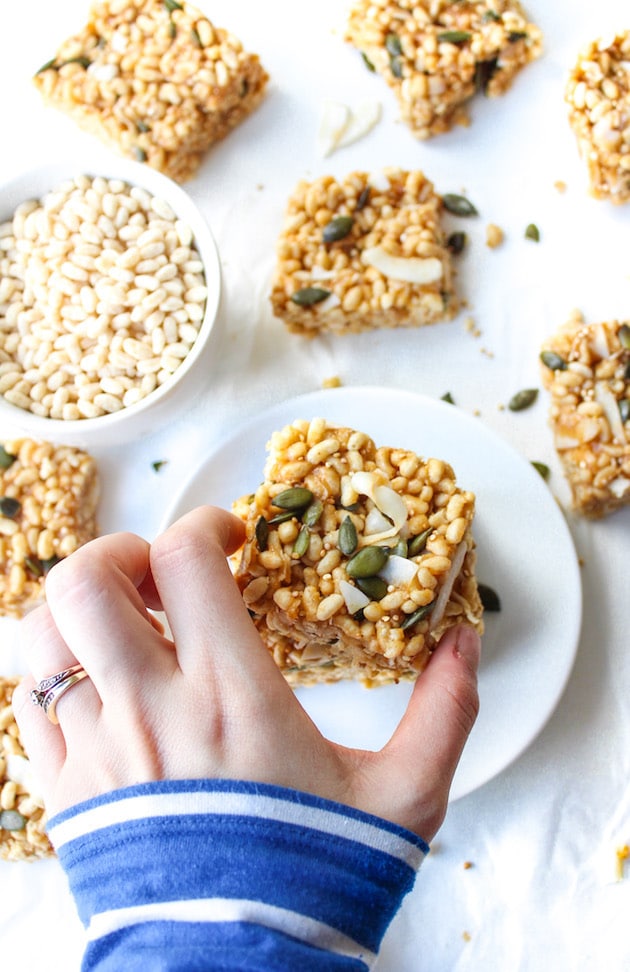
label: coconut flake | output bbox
[361,246,444,284]
[591,324,610,359]
[336,100,382,148]
[380,554,418,586]
[318,100,351,157]
[555,434,580,450]
[429,541,467,633]
[608,476,630,498]
[340,579,371,614]
[365,507,393,536]
[595,381,626,442]
[350,470,408,544]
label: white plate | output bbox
[163,386,582,802]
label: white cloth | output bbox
[1,2,629,970]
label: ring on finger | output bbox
[30,665,89,725]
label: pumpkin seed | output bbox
[390,56,403,78]
[619,399,630,424]
[191,26,203,47]
[303,499,323,527]
[25,556,43,577]
[361,51,376,72]
[163,0,183,10]
[0,810,26,831]
[0,446,16,470]
[525,222,540,241]
[339,516,358,556]
[323,215,354,244]
[346,545,389,579]
[356,186,371,211]
[540,350,567,371]
[151,459,167,472]
[475,57,498,93]
[401,603,433,630]
[478,583,501,612]
[255,516,269,551]
[136,120,151,133]
[267,510,296,525]
[291,287,331,307]
[619,323,630,349]
[134,147,148,162]
[385,33,403,57]
[0,497,20,518]
[273,487,313,511]
[508,388,539,411]
[437,30,471,44]
[482,10,501,22]
[35,57,57,74]
[446,231,467,254]
[355,576,388,601]
[508,31,528,42]
[293,524,310,558]
[441,391,455,404]
[531,461,550,480]
[392,538,408,558]
[41,555,60,574]
[408,528,432,557]
[443,193,478,217]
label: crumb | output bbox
[464,316,481,338]
[554,180,567,193]
[485,223,504,248]
[322,376,342,389]
[480,347,494,359]
[463,860,474,870]
[616,845,629,880]
[497,403,505,411]
[462,931,472,942]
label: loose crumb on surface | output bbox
[322,376,343,389]
[554,180,567,193]
[616,844,629,880]
[464,316,481,338]
[485,223,504,248]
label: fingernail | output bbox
[453,625,481,670]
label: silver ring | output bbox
[30,665,88,724]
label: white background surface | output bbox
[1,1,629,969]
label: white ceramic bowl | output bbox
[0,155,221,447]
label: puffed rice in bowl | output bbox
[0,155,221,446]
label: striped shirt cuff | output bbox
[49,779,428,970]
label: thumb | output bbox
[370,625,481,839]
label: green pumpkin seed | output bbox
[293,524,310,558]
[619,323,630,349]
[437,30,471,44]
[323,215,354,244]
[273,487,313,511]
[41,555,60,575]
[478,583,501,612]
[531,461,550,480]
[385,33,403,57]
[361,51,376,72]
[441,391,455,404]
[35,57,57,75]
[443,193,478,217]
[151,459,167,472]
[408,528,432,557]
[355,576,388,601]
[619,399,630,424]
[392,538,408,558]
[24,556,43,577]
[0,809,26,831]
[303,499,323,527]
[356,186,371,211]
[346,545,389,579]
[508,31,528,42]
[540,350,567,371]
[291,287,331,307]
[267,510,296,525]
[475,57,499,93]
[0,446,16,470]
[390,56,403,78]
[255,516,269,551]
[0,497,20,518]
[401,603,433,630]
[482,10,501,22]
[191,26,203,47]
[508,388,539,412]
[163,0,183,11]
[134,147,148,162]
[525,223,540,242]
[338,516,358,556]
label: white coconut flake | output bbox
[380,554,418,586]
[361,246,444,284]
[608,476,630,498]
[368,169,391,192]
[365,507,393,536]
[336,100,382,148]
[595,381,626,442]
[340,579,371,614]
[429,541,467,633]
[318,100,351,157]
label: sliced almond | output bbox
[360,246,444,284]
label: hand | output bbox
[13,505,480,840]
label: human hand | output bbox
[13,505,480,840]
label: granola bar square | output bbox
[345,0,543,139]
[231,419,483,686]
[33,0,269,183]
[565,32,630,203]
[540,313,630,517]
[0,677,54,862]
[270,169,459,336]
[0,438,99,617]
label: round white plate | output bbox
[163,386,582,801]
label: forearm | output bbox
[48,779,428,971]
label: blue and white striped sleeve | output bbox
[47,778,429,971]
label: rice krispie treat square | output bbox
[231,419,483,686]
[33,0,269,183]
[565,32,630,204]
[540,312,630,518]
[270,169,459,336]
[0,677,54,861]
[345,0,543,139]
[0,438,99,617]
